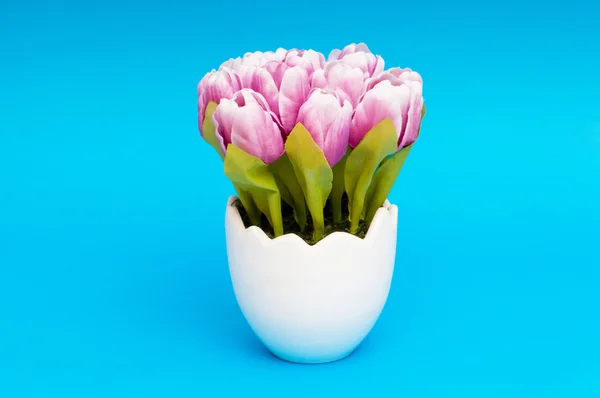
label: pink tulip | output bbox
[212,89,284,164]
[218,49,287,71]
[236,65,280,124]
[387,67,423,84]
[197,68,242,135]
[264,61,288,89]
[296,89,352,167]
[278,65,311,133]
[311,61,366,108]
[328,43,384,78]
[235,61,311,134]
[284,49,325,75]
[243,49,288,65]
[350,71,423,149]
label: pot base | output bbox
[270,347,356,365]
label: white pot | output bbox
[224,195,398,364]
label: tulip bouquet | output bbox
[198,43,425,244]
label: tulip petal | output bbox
[399,96,423,148]
[302,49,326,71]
[350,82,411,148]
[338,52,371,75]
[197,68,242,131]
[197,73,211,129]
[315,62,366,108]
[339,67,366,108]
[264,61,288,89]
[321,100,352,166]
[365,71,402,91]
[328,49,341,61]
[355,43,371,52]
[275,47,287,60]
[398,82,424,148]
[238,66,280,116]
[212,98,239,154]
[279,66,310,133]
[296,90,351,166]
[311,69,327,89]
[371,55,385,76]
[230,103,284,164]
[201,101,225,159]
[338,43,358,58]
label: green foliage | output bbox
[331,149,350,224]
[224,144,283,237]
[271,153,307,231]
[344,118,398,234]
[284,123,333,242]
[363,144,413,224]
[216,107,426,243]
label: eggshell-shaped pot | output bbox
[225,196,398,364]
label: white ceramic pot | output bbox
[224,195,398,364]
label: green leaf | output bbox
[362,104,425,225]
[344,118,398,234]
[232,182,262,227]
[271,153,307,231]
[202,101,225,160]
[363,144,413,224]
[224,144,283,237]
[331,148,350,224]
[285,123,333,242]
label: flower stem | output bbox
[332,198,343,225]
[331,149,349,225]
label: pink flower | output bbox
[197,68,242,135]
[367,67,423,89]
[283,49,326,75]
[350,71,423,149]
[311,61,366,108]
[296,89,352,166]
[278,65,311,134]
[236,65,281,124]
[218,49,288,71]
[212,89,284,164]
[328,43,384,78]
[253,61,311,134]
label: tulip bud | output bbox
[218,48,288,72]
[350,72,423,149]
[311,61,366,108]
[236,65,280,122]
[197,68,242,135]
[284,49,326,75]
[277,65,311,134]
[212,89,284,164]
[235,61,311,134]
[386,67,423,84]
[328,43,384,78]
[296,89,352,167]
[264,60,288,89]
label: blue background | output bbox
[1,0,599,396]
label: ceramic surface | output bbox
[225,196,398,364]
